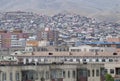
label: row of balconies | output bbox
[22,57,119,65]
[0,56,18,61]
[0,56,119,65]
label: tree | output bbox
[41,77,45,81]
[105,74,114,81]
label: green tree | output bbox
[105,74,114,81]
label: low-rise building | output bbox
[1,46,120,81]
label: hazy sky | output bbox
[0,0,119,13]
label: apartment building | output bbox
[37,28,59,46]
[0,45,120,81]
[0,29,28,48]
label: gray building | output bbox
[0,63,104,81]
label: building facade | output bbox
[0,63,104,81]
[1,46,120,81]
[0,29,28,48]
[37,28,59,46]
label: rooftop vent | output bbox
[15,53,17,55]
[32,52,34,55]
[113,52,117,55]
[49,53,53,55]
[69,52,72,55]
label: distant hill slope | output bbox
[0,0,120,22]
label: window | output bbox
[41,71,44,77]
[11,40,22,47]
[77,49,81,52]
[116,45,120,48]
[100,68,105,76]
[110,69,114,74]
[70,59,73,62]
[76,59,80,62]
[79,69,87,77]
[71,49,76,52]
[55,48,57,51]
[40,71,45,80]
[89,59,92,62]
[1,56,4,59]
[96,69,99,76]
[11,35,18,40]
[68,71,70,78]
[0,35,2,39]
[102,59,105,62]
[10,72,13,81]
[41,32,47,39]
[116,68,120,75]
[96,59,99,62]
[109,59,113,62]
[35,72,38,80]
[92,69,94,77]
[104,69,108,74]
[72,70,76,78]
[26,59,29,64]
[63,71,66,78]
[2,72,6,81]
[88,70,90,77]
[82,59,86,62]
[89,49,94,52]
[101,50,103,52]
[16,72,20,81]
[46,71,49,79]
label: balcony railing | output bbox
[114,75,120,78]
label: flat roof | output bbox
[17,51,120,57]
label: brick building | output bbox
[0,29,28,48]
[37,28,59,46]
